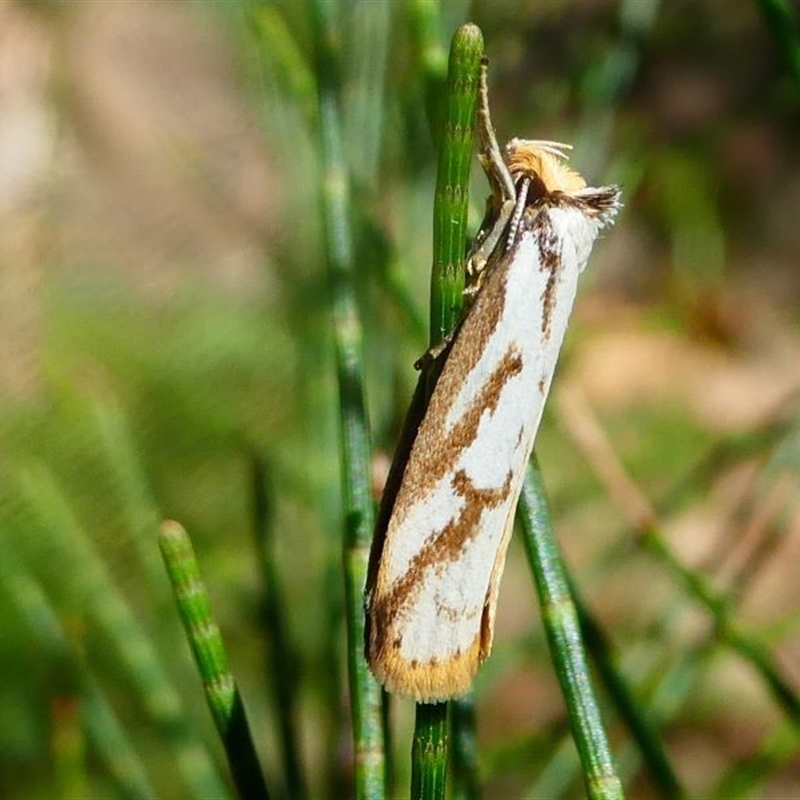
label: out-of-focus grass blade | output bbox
[0,539,157,798]
[518,460,623,800]
[15,465,229,799]
[754,0,800,95]
[159,520,270,800]
[310,0,386,795]
[251,454,306,799]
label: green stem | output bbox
[450,696,481,800]
[428,23,485,349]
[711,718,800,797]
[411,702,449,800]
[0,540,157,799]
[18,467,228,800]
[753,0,800,96]
[248,4,317,127]
[310,1,385,796]
[52,690,85,800]
[159,521,269,800]
[518,459,624,800]
[410,22,484,800]
[407,0,448,137]
[572,582,683,797]
[251,455,306,799]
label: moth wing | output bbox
[367,204,605,702]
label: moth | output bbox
[365,61,621,703]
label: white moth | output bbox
[365,62,621,703]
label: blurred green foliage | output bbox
[1,0,800,797]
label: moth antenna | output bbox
[467,58,518,280]
[476,58,516,204]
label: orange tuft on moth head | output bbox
[505,138,587,195]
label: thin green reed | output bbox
[754,0,800,95]
[410,22,484,800]
[518,459,624,800]
[571,580,682,797]
[407,0,448,139]
[17,466,228,799]
[427,26,484,349]
[159,521,269,800]
[310,0,385,796]
[251,455,306,799]
[450,693,480,800]
[0,540,156,799]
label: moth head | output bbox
[505,138,587,195]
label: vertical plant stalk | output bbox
[11,565,159,800]
[411,22,484,800]
[450,694,480,800]
[407,0,448,137]
[52,693,85,800]
[572,580,683,797]
[310,1,385,797]
[81,678,158,799]
[518,460,624,800]
[428,25,484,348]
[411,702,449,799]
[18,467,227,800]
[251,455,306,799]
[248,4,317,128]
[159,521,270,800]
[712,717,800,797]
[754,0,800,95]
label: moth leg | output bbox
[413,328,457,371]
[467,59,517,284]
[505,176,531,249]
